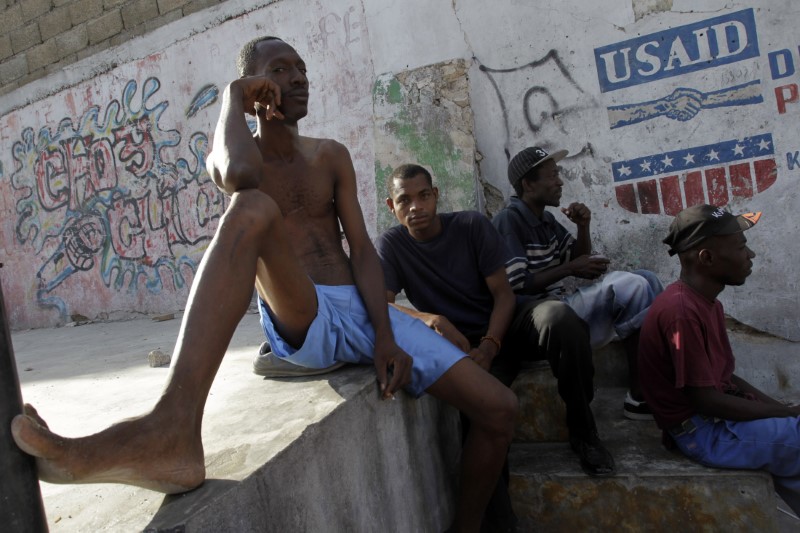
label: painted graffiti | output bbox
[767,46,800,114]
[479,50,597,161]
[611,134,776,215]
[608,80,763,129]
[10,77,225,318]
[594,9,759,93]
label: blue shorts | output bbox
[258,284,466,397]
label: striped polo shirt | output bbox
[492,196,575,298]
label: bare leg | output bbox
[426,359,518,533]
[11,190,317,493]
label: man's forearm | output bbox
[350,247,396,344]
[209,84,263,193]
[520,263,572,294]
[688,386,799,420]
[573,223,592,257]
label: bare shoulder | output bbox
[300,136,351,161]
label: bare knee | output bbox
[221,190,283,237]
[472,386,518,441]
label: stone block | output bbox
[38,6,72,41]
[0,79,20,96]
[69,0,103,26]
[87,9,122,44]
[510,452,777,532]
[10,23,41,53]
[26,38,58,71]
[103,0,127,9]
[144,7,181,32]
[53,24,87,59]
[120,0,158,28]
[20,0,51,22]
[157,0,190,15]
[0,54,28,83]
[0,4,24,31]
[182,0,220,17]
[511,362,568,442]
[0,34,12,60]
[510,387,780,531]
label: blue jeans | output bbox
[565,270,663,349]
[673,414,800,514]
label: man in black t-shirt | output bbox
[376,164,617,529]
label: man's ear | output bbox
[697,248,713,266]
[386,197,395,212]
[433,187,439,202]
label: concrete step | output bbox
[512,341,630,443]
[508,387,781,531]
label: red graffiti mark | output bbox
[705,167,728,206]
[614,183,636,212]
[754,158,777,192]
[34,147,69,210]
[729,163,754,198]
[659,175,683,216]
[108,194,146,259]
[683,171,705,206]
[637,179,660,214]
[113,116,155,178]
[613,157,776,214]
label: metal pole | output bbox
[0,276,48,532]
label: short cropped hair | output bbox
[511,167,539,196]
[387,164,433,195]
[236,36,285,77]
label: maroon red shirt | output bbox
[638,281,736,430]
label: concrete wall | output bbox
[1,0,799,340]
[0,0,226,97]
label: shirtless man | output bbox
[10,37,516,532]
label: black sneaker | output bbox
[570,432,616,477]
[623,391,654,421]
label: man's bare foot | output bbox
[11,404,206,494]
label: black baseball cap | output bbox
[663,204,761,256]
[508,146,568,187]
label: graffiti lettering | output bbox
[775,83,799,114]
[787,151,800,170]
[479,50,596,161]
[594,9,759,92]
[10,77,225,318]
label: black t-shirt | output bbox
[375,211,511,338]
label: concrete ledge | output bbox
[14,315,460,531]
[509,387,779,531]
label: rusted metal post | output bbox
[0,277,48,532]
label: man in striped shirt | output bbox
[493,147,663,428]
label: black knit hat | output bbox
[663,204,761,256]
[508,147,568,187]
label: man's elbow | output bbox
[214,163,262,194]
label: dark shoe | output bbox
[623,391,654,421]
[570,433,616,477]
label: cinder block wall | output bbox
[0,0,224,97]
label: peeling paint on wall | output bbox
[373,60,478,234]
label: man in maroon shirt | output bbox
[639,204,800,515]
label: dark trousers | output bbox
[498,297,597,440]
[465,298,596,531]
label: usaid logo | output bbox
[594,9,759,93]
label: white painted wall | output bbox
[1,0,798,339]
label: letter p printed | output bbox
[775,84,799,114]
